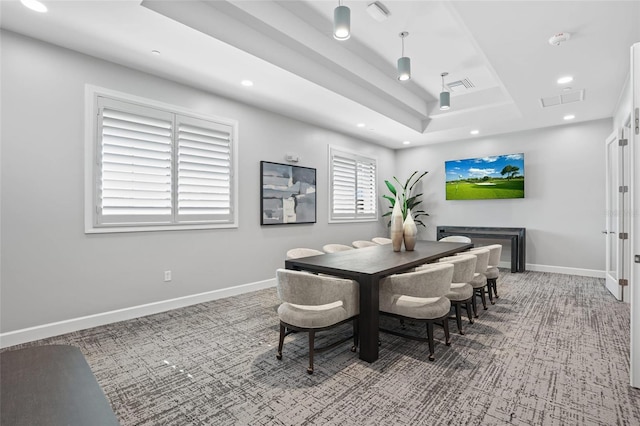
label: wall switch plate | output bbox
[164,271,172,282]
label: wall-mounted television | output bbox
[445,153,524,200]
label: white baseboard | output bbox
[0,278,276,349]
[506,261,605,278]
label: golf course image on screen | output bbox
[445,153,524,200]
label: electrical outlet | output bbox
[164,271,172,282]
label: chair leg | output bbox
[454,303,464,335]
[443,317,451,346]
[426,321,435,361]
[466,301,474,324]
[276,323,285,360]
[490,278,499,299]
[479,287,488,310]
[307,331,315,374]
[487,284,495,305]
[352,318,359,352]
[472,293,478,318]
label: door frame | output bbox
[605,131,625,300]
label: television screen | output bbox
[445,153,524,200]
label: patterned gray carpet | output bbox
[4,270,640,425]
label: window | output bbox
[329,146,377,222]
[85,87,238,233]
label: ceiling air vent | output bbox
[446,78,475,93]
[540,89,585,108]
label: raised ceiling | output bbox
[1,0,639,148]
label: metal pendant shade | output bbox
[440,91,450,110]
[440,72,450,110]
[397,32,410,81]
[397,57,411,81]
[333,4,350,40]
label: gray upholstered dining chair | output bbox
[460,248,491,317]
[372,237,392,245]
[352,240,378,248]
[484,244,503,301]
[379,263,454,361]
[286,248,324,260]
[439,235,472,243]
[432,253,476,335]
[322,243,354,253]
[275,269,359,374]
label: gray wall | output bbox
[1,30,610,335]
[0,32,393,332]
[396,119,610,271]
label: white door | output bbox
[605,131,628,300]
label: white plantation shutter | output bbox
[356,160,377,216]
[91,93,237,230]
[98,98,173,225]
[330,147,377,221]
[177,116,233,222]
[331,155,357,217]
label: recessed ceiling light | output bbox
[470,130,479,135]
[20,0,47,12]
[557,76,573,84]
[241,80,254,87]
[356,123,366,128]
[151,50,161,56]
[563,114,575,120]
[403,141,411,145]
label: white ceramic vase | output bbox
[403,208,417,251]
[390,196,404,252]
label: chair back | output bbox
[322,243,354,253]
[382,263,453,299]
[464,248,490,273]
[485,244,503,267]
[286,248,324,260]
[372,237,392,245]
[352,240,378,248]
[438,254,476,283]
[276,269,358,315]
[439,235,472,243]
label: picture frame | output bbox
[445,153,525,200]
[260,161,317,225]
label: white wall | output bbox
[0,31,393,334]
[396,119,611,272]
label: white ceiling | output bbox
[1,0,639,149]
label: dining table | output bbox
[285,240,473,363]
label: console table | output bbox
[437,226,526,272]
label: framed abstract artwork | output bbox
[260,161,317,225]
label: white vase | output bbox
[403,208,417,251]
[390,196,404,252]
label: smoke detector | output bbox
[548,32,571,46]
[366,1,391,22]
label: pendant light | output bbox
[440,72,450,110]
[397,32,411,81]
[334,1,350,41]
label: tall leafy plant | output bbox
[382,171,429,227]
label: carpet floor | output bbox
[4,270,640,425]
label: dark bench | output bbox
[0,345,120,426]
[437,226,526,272]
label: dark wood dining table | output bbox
[285,240,473,363]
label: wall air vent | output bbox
[446,78,475,92]
[540,89,585,108]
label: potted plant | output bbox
[382,171,429,227]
